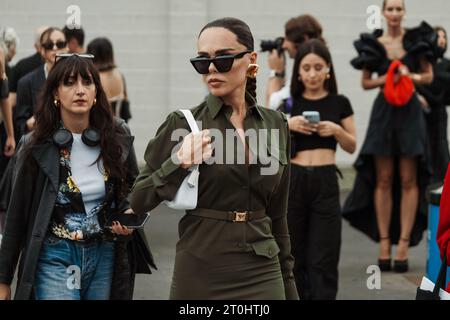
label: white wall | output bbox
[1,0,449,165]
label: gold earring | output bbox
[326,74,330,79]
[93,98,97,106]
[54,99,60,107]
[247,64,259,78]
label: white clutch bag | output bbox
[164,109,200,210]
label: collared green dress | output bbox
[130,93,298,300]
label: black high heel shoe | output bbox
[378,258,392,271]
[378,237,391,271]
[393,238,409,273]
[393,259,408,273]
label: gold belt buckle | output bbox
[233,211,248,222]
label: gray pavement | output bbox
[134,195,427,300]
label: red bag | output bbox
[384,60,415,107]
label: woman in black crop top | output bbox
[343,0,436,274]
[287,39,356,300]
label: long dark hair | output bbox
[31,55,127,194]
[86,37,116,72]
[198,17,257,105]
[291,39,338,98]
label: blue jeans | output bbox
[34,235,115,300]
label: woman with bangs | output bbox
[0,54,154,300]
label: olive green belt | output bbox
[186,208,266,222]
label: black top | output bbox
[291,94,354,152]
[5,64,13,81]
[15,66,46,139]
[8,52,43,93]
[417,57,450,106]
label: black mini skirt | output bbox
[360,92,427,157]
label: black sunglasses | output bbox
[190,50,252,74]
[42,40,67,51]
[55,53,95,63]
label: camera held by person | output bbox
[265,14,324,110]
[260,37,285,54]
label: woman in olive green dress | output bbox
[130,17,298,300]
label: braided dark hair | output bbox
[245,77,257,103]
[199,17,257,104]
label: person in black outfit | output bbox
[0,47,15,237]
[8,52,43,98]
[0,28,18,161]
[343,0,435,273]
[14,27,67,140]
[416,26,450,184]
[8,52,42,96]
[0,27,46,217]
[0,29,18,234]
[287,39,356,299]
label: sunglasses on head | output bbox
[55,53,95,63]
[42,40,67,51]
[190,50,252,74]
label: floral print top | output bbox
[50,147,111,241]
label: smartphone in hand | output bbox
[104,212,150,230]
[302,111,320,124]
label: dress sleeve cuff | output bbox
[153,155,190,187]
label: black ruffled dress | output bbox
[342,22,438,246]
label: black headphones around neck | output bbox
[53,127,101,148]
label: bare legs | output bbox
[374,156,418,262]
[374,156,393,260]
[397,157,418,260]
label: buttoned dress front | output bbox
[131,94,298,300]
